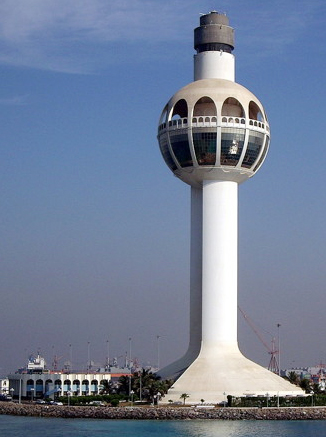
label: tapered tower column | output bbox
[202,180,238,347]
[158,187,202,380]
[157,11,304,403]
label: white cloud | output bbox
[0,0,324,73]
[0,95,29,105]
[0,0,198,73]
[0,0,197,44]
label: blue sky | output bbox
[0,0,326,376]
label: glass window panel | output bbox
[253,136,269,172]
[158,133,177,171]
[241,131,264,169]
[193,130,217,165]
[220,128,245,167]
[170,133,193,167]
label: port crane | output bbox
[238,306,279,374]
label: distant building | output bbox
[0,377,9,395]
[284,364,326,392]
[8,353,130,399]
[9,371,113,399]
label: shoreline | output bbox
[1,402,326,420]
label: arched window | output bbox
[192,97,217,166]
[63,379,71,390]
[222,98,244,117]
[35,379,43,396]
[72,379,80,395]
[249,101,263,121]
[193,96,216,117]
[82,379,89,395]
[91,380,99,394]
[26,379,34,394]
[171,99,188,119]
[159,105,168,126]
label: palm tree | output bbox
[99,379,113,394]
[119,369,173,403]
[180,393,189,405]
[287,371,299,385]
[299,378,311,393]
[117,375,132,395]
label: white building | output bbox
[9,371,113,399]
[0,378,9,395]
[7,352,129,399]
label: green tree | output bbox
[117,375,132,396]
[299,378,311,393]
[117,369,172,403]
[287,371,299,385]
[180,393,189,405]
[312,382,323,395]
[99,379,113,395]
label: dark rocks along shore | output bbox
[1,402,326,420]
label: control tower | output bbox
[157,11,303,403]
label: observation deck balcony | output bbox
[158,116,269,134]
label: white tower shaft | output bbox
[202,180,238,346]
[194,51,235,81]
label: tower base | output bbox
[161,344,304,404]
[158,346,199,381]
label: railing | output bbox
[158,116,269,132]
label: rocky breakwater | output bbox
[1,402,326,420]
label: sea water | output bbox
[1,416,326,437]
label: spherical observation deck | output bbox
[157,78,270,187]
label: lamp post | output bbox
[106,339,110,369]
[311,391,314,407]
[130,390,134,406]
[156,335,160,371]
[277,323,281,376]
[128,337,132,399]
[19,379,22,404]
[129,337,132,369]
[266,393,269,408]
[67,390,72,406]
[69,343,73,372]
[31,388,35,403]
[87,341,91,371]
